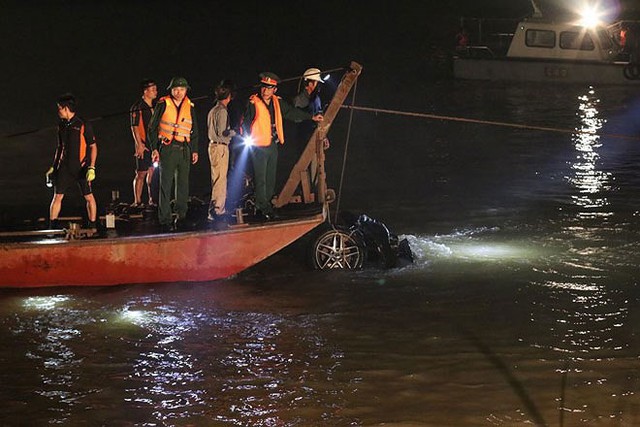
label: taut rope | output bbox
[340,104,640,141]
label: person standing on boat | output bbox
[45,93,98,230]
[241,72,323,220]
[293,68,324,117]
[129,78,158,207]
[293,67,329,186]
[148,77,199,232]
[207,80,236,222]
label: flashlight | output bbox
[243,136,255,147]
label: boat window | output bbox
[559,31,595,50]
[598,29,612,49]
[525,29,555,48]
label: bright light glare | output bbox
[243,135,255,147]
[153,161,159,168]
[404,234,541,264]
[578,6,602,28]
[323,74,331,82]
[451,243,528,260]
[23,296,70,310]
[119,309,148,324]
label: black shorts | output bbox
[53,164,92,196]
[136,148,152,172]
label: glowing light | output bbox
[23,296,70,310]
[243,135,255,147]
[578,5,603,28]
[567,88,610,213]
[153,161,159,168]
[119,309,148,324]
[323,74,331,82]
[450,243,532,260]
[404,234,542,264]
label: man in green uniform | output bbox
[242,72,322,220]
[148,77,199,231]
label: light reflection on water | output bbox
[3,82,640,425]
[567,87,612,214]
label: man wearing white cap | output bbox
[293,67,329,185]
[293,67,324,116]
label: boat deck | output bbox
[0,201,326,244]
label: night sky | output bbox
[0,0,537,134]
[2,0,639,134]
[1,0,638,214]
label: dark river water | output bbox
[2,80,640,426]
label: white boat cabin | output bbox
[506,19,618,62]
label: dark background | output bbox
[1,0,638,221]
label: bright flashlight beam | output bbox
[243,136,255,147]
[119,309,148,324]
[23,296,70,310]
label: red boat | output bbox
[0,212,326,287]
[0,62,364,288]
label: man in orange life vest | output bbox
[45,93,98,230]
[130,78,158,207]
[242,72,323,219]
[148,77,199,231]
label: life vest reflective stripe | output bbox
[249,94,284,147]
[79,124,87,164]
[158,96,193,143]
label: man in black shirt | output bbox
[45,93,98,229]
[130,79,158,207]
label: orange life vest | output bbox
[132,100,152,143]
[78,124,87,164]
[249,94,284,147]
[158,96,194,143]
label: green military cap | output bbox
[167,76,191,90]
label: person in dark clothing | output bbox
[130,78,158,207]
[46,93,98,229]
[292,67,329,185]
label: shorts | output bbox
[136,147,152,172]
[53,164,92,196]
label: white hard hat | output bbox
[303,68,323,82]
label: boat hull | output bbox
[453,58,640,84]
[0,214,324,288]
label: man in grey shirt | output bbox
[207,80,236,221]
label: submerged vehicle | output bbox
[310,213,413,270]
[0,61,413,289]
[453,1,640,84]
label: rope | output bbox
[3,66,350,139]
[334,78,358,223]
[340,104,640,141]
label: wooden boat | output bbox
[453,1,640,84]
[0,62,363,288]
